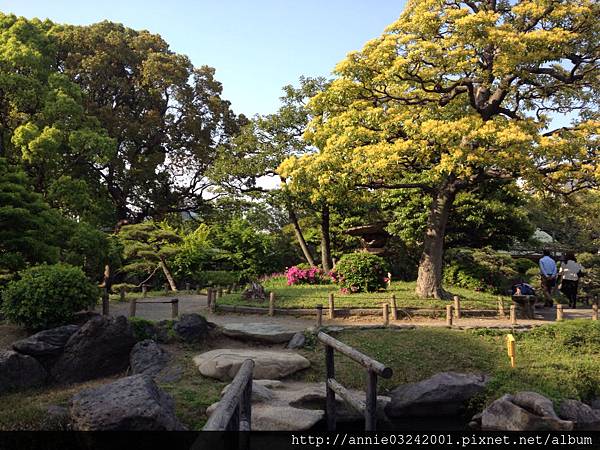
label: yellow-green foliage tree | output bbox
[280,0,600,298]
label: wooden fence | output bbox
[317,331,393,431]
[203,359,254,431]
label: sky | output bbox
[2,0,407,117]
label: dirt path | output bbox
[108,294,594,331]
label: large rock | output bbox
[206,380,389,430]
[0,350,47,394]
[385,372,489,418]
[12,325,80,359]
[481,392,573,431]
[559,400,600,430]
[193,349,310,380]
[70,374,185,430]
[221,323,297,344]
[51,316,136,383]
[173,314,209,343]
[130,340,170,378]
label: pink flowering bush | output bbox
[285,266,328,286]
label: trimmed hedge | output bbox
[1,263,98,330]
[332,253,389,293]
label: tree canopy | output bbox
[280,0,600,298]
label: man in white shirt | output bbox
[539,249,557,307]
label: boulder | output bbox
[51,316,136,383]
[559,400,600,430]
[193,349,310,380]
[481,392,573,431]
[287,332,306,349]
[0,350,47,394]
[206,380,389,431]
[70,374,185,430]
[173,314,209,343]
[385,372,489,418]
[221,323,297,344]
[130,340,170,378]
[12,325,80,360]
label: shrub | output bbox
[332,253,389,293]
[285,266,327,286]
[578,252,600,297]
[197,270,241,287]
[1,264,98,330]
[443,247,521,294]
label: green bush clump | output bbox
[1,264,98,330]
[197,270,241,287]
[332,253,389,293]
[443,247,522,294]
[129,317,158,341]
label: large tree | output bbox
[280,0,599,298]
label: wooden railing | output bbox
[317,332,393,431]
[129,298,179,319]
[203,359,254,431]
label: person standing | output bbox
[539,249,558,307]
[559,252,584,309]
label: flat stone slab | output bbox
[193,349,310,381]
[220,323,297,344]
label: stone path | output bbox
[108,293,595,331]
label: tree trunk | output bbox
[287,206,316,267]
[415,180,458,299]
[159,257,178,292]
[320,204,333,272]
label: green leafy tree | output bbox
[0,158,62,279]
[119,221,181,291]
[281,0,600,298]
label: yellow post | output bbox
[506,334,516,368]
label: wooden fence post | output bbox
[592,303,598,321]
[129,297,136,317]
[453,295,461,319]
[119,286,126,303]
[269,292,275,317]
[390,294,397,321]
[328,293,335,319]
[498,296,505,318]
[185,282,191,292]
[163,283,169,295]
[365,370,378,431]
[218,287,223,299]
[102,287,109,316]
[142,284,147,298]
[207,288,213,311]
[211,289,217,313]
[556,304,564,321]
[325,345,336,431]
[316,305,323,328]
[382,303,389,327]
[195,284,200,295]
[510,305,517,325]
[446,305,453,327]
[171,298,179,319]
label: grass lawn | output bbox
[218,277,507,310]
[297,320,600,408]
[108,289,199,303]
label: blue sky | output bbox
[2,0,407,117]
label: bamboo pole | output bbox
[328,293,335,319]
[390,294,397,321]
[269,292,275,317]
[446,305,453,327]
[453,295,461,319]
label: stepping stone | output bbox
[193,349,310,380]
[220,323,297,344]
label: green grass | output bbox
[295,320,600,408]
[219,277,507,310]
[108,289,197,303]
